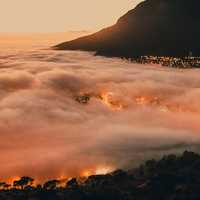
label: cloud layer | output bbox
[0,49,200,182]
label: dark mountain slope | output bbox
[54,0,200,58]
[1,151,200,200]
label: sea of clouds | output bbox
[0,49,200,181]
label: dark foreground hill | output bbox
[1,151,200,200]
[54,0,200,58]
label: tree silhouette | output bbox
[0,182,10,190]
[3,183,11,190]
[43,179,60,190]
[66,178,78,188]
[13,176,34,190]
[0,151,200,199]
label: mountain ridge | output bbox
[54,0,200,58]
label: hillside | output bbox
[54,0,200,58]
[1,151,200,199]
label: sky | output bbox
[0,0,142,32]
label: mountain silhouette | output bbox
[54,0,200,58]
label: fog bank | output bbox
[0,48,200,182]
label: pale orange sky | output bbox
[0,0,142,32]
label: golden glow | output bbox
[95,166,113,175]
[100,92,123,111]
[81,165,114,178]
[81,171,92,178]
[134,95,193,113]
[135,96,160,106]
[135,96,149,105]
[7,176,20,184]
[99,92,194,114]
[3,165,113,184]
[0,32,91,50]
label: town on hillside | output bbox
[133,56,200,68]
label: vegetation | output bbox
[1,151,200,199]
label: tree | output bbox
[3,183,11,190]
[13,176,34,190]
[66,178,78,188]
[43,179,60,190]
[36,184,42,190]
[0,182,11,190]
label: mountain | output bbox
[54,0,200,58]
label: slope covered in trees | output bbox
[1,151,200,199]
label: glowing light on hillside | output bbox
[100,92,123,111]
[95,166,113,175]
[81,170,92,177]
[7,176,20,184]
